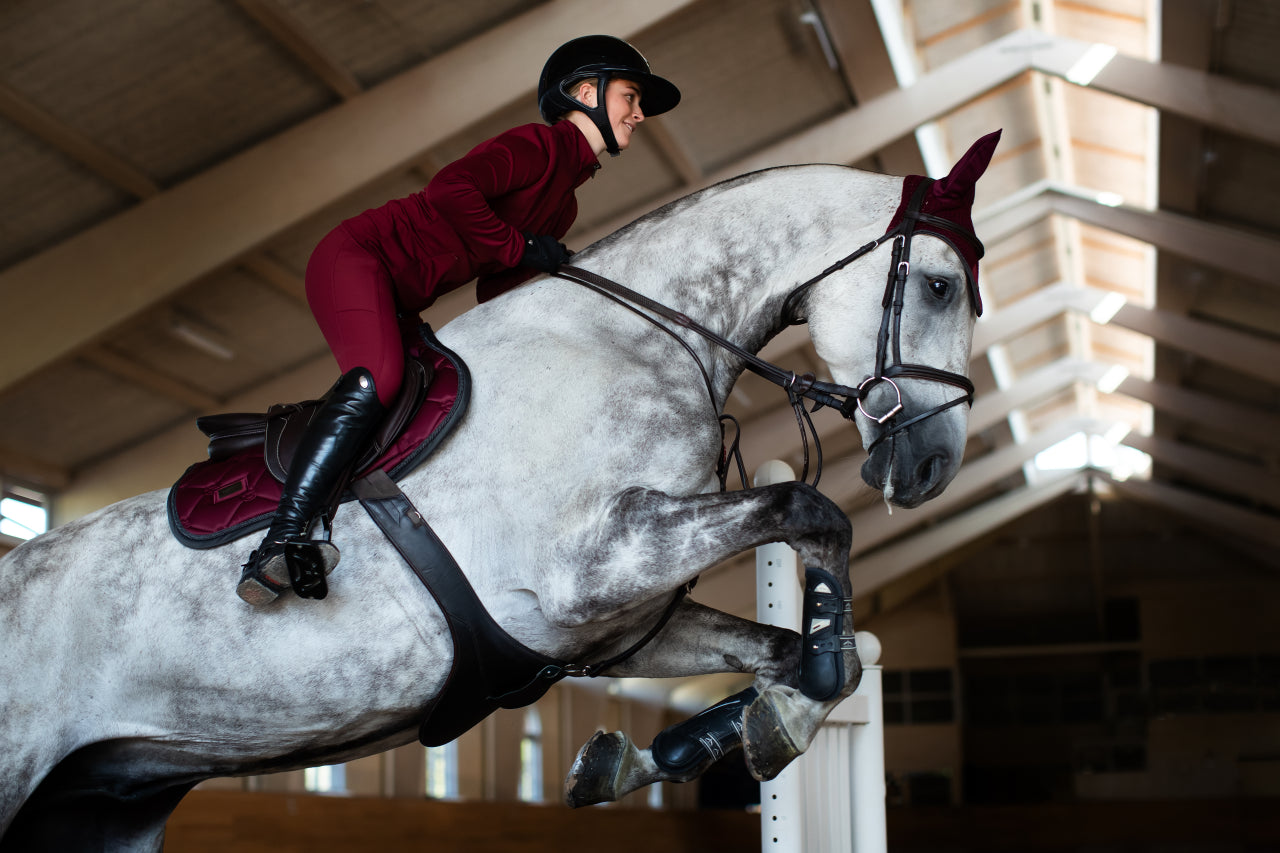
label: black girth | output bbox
[553,177,982,484]
[353,469,689,746]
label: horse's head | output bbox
[805,131,1000,508]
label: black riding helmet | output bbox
[538,35,681,157]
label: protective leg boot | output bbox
[798,567,853,700]
[237,368,386,605]
[650,686,759,776]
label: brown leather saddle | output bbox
[197,356,432,485]
[168,324,469,550]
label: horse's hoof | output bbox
[742,689,803,782]
[565,730,633,808]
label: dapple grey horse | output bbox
[0,131,998,851]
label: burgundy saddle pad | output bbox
[166,325,470,549]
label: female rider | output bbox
[237,35,681,605]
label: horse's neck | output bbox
[577,167,899,405]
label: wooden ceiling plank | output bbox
[0,0,698,396]
[0,81,159,199]
[234,0,363,101]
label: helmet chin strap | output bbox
[562,73,621,157]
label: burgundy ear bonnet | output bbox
[885,129,1001,316]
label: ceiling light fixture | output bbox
[169,320,235,361]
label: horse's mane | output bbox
[581,164,843,257]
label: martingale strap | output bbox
[353,469,690,746]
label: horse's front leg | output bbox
[562,482,857,805]
[565,600,799,807]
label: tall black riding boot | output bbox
[236,367,386,606]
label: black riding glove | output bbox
[519,233,571,273]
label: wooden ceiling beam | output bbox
[0,0,697,396]
[1107,475,1280,553]
[81,345,222,413]
[0,80,159,199]
[239,253,308,305]
[1122,432,1280,511]
[1116,375,1280,451]
[1043,187,1280,291]
[846,470,1085,600]
[642,118,702,186]
[0,445,71,491]
[1028,32,1280,149]
[972,281,1280,384]
[812,0,927,175]
[235,0,363,101]
[843,417,1097,554]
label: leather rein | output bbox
[552,177,981,486]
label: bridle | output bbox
[552,177,983,486]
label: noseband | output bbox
[781,178,979,456]
[553,177,982,485]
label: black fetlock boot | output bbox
[650,686,759,777]
[237,367,386,606]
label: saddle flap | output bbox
[261,357,434,483]
[168,323,470,550]
[356,358,434,474]
[264,401,322,482]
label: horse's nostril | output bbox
[916,454,943,488]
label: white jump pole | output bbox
[755,459,805,853]
[754,460,887,853]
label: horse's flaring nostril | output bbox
[916,454,943,491]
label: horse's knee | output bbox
[771,483,852,566]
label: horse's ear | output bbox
[932,129,1002,203]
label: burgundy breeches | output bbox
[305,228,408,406]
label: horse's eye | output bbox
[927,278,951,300]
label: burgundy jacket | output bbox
[338,120,600,311]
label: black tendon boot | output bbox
[651,687,759,777]
[236,367,386,605]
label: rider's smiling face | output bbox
[602,79,645,150]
